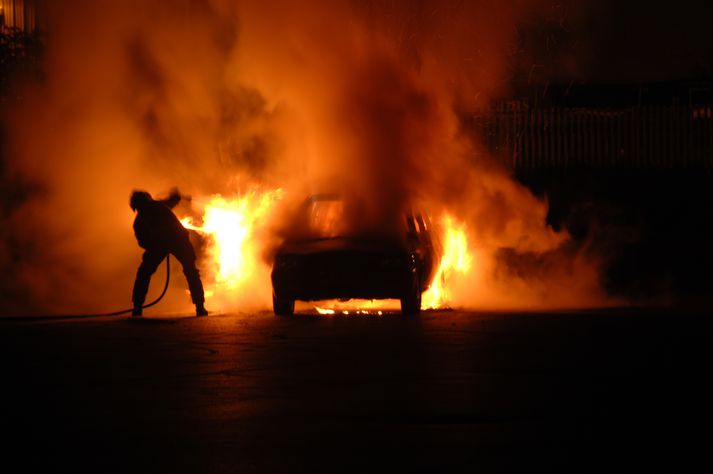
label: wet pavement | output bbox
[1,308,711,472]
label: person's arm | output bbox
[159,187,182,209]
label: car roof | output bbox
[305,193,343,204]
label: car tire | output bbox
[273,292,294,316]
[400,273,421,316]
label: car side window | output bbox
[406,215,417,234]
[416,214,428,233]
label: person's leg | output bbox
[172,239,207,316]
[132,248,168,316]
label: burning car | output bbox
[271,194,441,315]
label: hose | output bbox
[102,255,171,316]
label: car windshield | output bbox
[291,195,417,242]
[308,198,348,238]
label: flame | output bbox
[315,306,384,316]
[421,215,473,309]
[182,193,472,313]
[314,300,393,315]
[181,189,283,291]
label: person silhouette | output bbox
[129,188,207,317]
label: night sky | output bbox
[584,0,712,82]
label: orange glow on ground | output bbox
[312,298,399,314]
[314,306,385,316]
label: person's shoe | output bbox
[196,304,208,317]
[132,307,143,317]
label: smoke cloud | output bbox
[0,0,609,315]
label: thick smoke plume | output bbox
[0,0,608,315]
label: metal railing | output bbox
[469,104,713,171]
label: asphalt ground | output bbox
[1,307,711,473]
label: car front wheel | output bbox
[400,273,421,316]
[273,292,295,316]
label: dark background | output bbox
[585,0,712,83]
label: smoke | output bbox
[0,0,609,315]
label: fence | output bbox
[468,104,713,172]
[1,0,42,34]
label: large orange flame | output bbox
[421,214,473,309]
[183,194,472,312]
[181,189,283,292]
